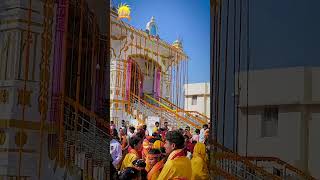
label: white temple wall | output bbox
[0,0,57,178]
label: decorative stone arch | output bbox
[128,54,163,71]
[126,54,163,99]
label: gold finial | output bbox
[117,3,131,20]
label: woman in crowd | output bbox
[191,142,209,180]
[192,129,200,142]
[184,135,195,159]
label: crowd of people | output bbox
[110,120,210,180]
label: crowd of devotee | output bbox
[110,120,210,180]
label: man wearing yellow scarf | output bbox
[120,136,142,171]
[157,130,192,180]
[191,142,209,180]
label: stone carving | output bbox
[17,89,32,107]
[0,129,6,145]
[0,89,9,104]
[15,131,28,147]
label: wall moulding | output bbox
[0,89,9,104]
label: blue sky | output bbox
[112,0,211,83]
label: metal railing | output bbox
[147,94,208,127]
[210,152,281,180]
[60,98,111,179]
[130,94,179,127]
[129,94,200,129]
[246,157,316,180]
[158,96,209,124]
[207,140,316,180]
[63,99,110,170]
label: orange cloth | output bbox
[146,152,162,172]
[147,159,164,180]
[128,146,142,158]
[157,149,192,180]
[191,143,209,180]
[120,149,140,171]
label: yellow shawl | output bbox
[191,143,209,180]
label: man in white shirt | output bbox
[110,129,122,169]
[127,126,135,138]
[199,124,208,143]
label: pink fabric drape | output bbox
[50,0,68,122]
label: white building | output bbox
[237,67,320,178]
[184,82,210,118]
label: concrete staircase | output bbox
[126,94,204,130]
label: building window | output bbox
[191,95,197,105]
[261,107,278,137]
